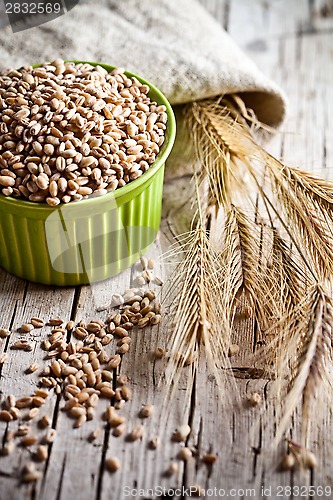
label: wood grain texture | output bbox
[1,1,333,499]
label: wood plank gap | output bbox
[0,469,12,478]
[0,301,18,380]
[182,369,198,490]
[95,425,110,500]
[21,281,29,305]
[68,286,82,323]
[1,423,9,449]
[224,0,231,31]
[252,414,262,478]
[30,481,37,500]
[55,454,66,500]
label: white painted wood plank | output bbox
[228,0,311,48]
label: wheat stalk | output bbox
[164,221,233,391]
[221,206,276,332]
[165,95,333,450]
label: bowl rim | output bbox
[0,60,176,213]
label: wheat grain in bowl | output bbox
[0,59,167,206]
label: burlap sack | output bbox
[0,0,286,126]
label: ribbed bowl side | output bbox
[0,164,165,286]
[0,212,51,283]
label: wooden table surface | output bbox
[1,1,333,499]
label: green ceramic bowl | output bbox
[0,62,176,286]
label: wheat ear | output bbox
[268,159,333,280]
[220,206,276,331]
[271,285,333,446]
[268,230,310,329]
[164,221,233,387]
